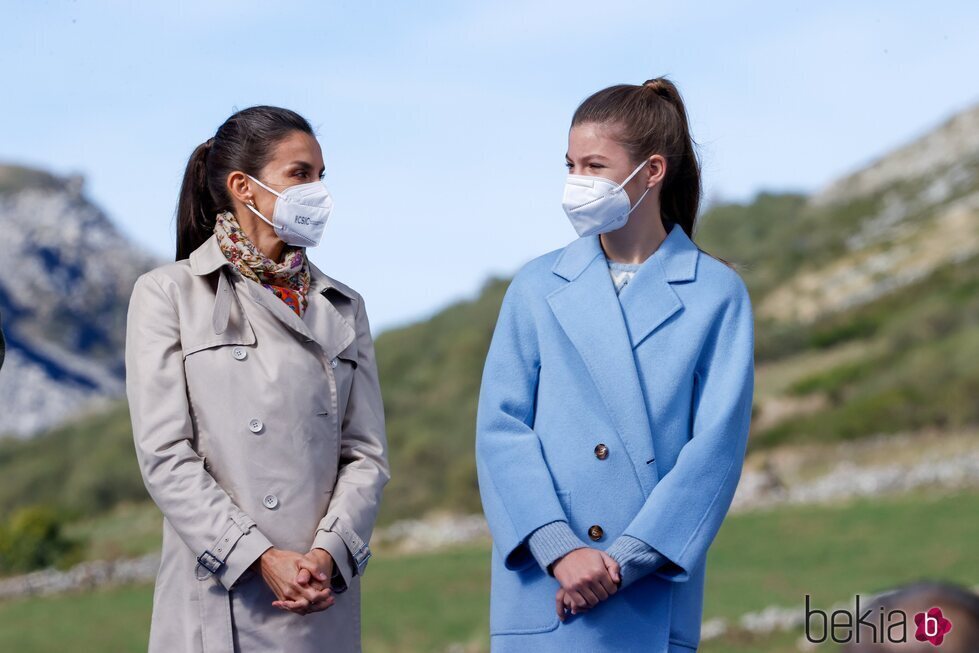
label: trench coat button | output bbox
[594,443,609,460]
[248,418,264,433]
[588,524,604,541]
[232,346,247,361]
[330,357,338,368]
[263,494,278,509]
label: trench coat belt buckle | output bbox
[323,515,372,574]
[195,513,257,578]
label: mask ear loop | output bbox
[616,158,650,192]
[243,174,281,229]
[245,173,285,199]
[243,198,277,230]
[627,186,652,216]
[621,159,653,214]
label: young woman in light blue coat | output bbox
[475,77,755,652]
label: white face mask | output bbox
[244,173,333,248]
[561,159,651,238]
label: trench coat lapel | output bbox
[546,224,698,496]
[189,234,355,362]
[301,262,357,361]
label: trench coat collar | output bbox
[188,233,356,299]
[188,234,357,361]
[545,222,699,496]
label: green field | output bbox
[1,487,975,653]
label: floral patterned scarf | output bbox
[213,210,311,317]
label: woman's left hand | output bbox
[271,548,336,614]
[295,548,336,593]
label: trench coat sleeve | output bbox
[126,273,274,591]
[311,293,390,588]
[475,275,570,570]
[621,277,754,583]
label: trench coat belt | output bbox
[199,575,235,653]
[196,512,260,653]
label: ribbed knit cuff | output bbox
[527,520,589,576]
[605,535,667,590]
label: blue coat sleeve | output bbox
[475,275,571,570]
[621,277,755,582]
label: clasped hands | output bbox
[550,547,622,621]
[253,546,338,615]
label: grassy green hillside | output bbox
[2,487,976,652]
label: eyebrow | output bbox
[565,153,610,162]
[288,160,326,174]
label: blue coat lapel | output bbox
[545,224,699,496]
[617,223,699,348]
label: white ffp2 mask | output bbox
[561,159,651,238]
[244,174,333,248]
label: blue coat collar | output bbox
[551,222,699,283]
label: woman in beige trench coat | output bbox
[125,105,390,653]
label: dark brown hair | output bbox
[572,76,730,266]
[175,106,314,261]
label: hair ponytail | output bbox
[173,106,314,261]
[175,139,216,261]
[571,76,730,266]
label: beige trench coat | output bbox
[125,233,390,653]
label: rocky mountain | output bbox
[0,165,160,437]
[756,103,979,324]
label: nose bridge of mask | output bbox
[566,175,601,189]
[568,158,647,202]
[292,180,331,205]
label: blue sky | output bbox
[3,1,978,332]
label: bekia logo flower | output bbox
[914,606,953,646]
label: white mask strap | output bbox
[246,173,284,199]
[243,200,276,229]
[617,159,649,191]
[628,186,652,215]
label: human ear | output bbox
[645,155,667,189]
[226,171,254,205]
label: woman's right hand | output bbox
[255,547,335,615]
[551,548,621,613]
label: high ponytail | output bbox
[174,106,314,261]
[570,76,730,266]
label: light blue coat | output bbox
[475,222,755,652]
